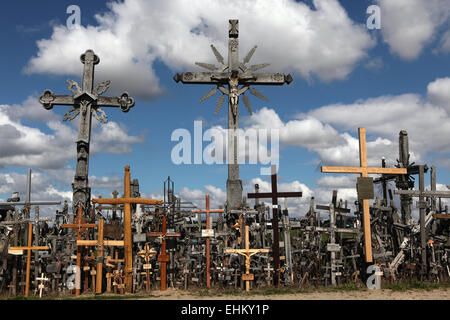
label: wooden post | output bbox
[92,165,163,292]
[321,128,407,263]
[191,194,224,288]
[137,243,157,292]
[148,216,181,291]
[226,225,269,292]
[61,205,96,296]
[8,223,50,297]
[247,165,302,286]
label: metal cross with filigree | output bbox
[174,19,292,210]
[38,49,135,214]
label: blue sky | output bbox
[1,0,449,217]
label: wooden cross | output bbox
[321,127,407,263]
[394,169,450,274]
[148,216,181,291]
[8,223,50,297]
[36,273,49,298]
[92,165,163,292]
[61,205,97,296]
[247,164,302,286]
[226,225,269,292]
[38,49,135,212]
[232,214,243,245]
[174,19,292,210]
[191,194,224,288]
[137,243,157,292]
[76,218,124,293]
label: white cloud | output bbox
[0,97,146,169]
[427,77,450,112]
[24,0,374,101]
[377,0,450,60]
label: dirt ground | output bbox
[137,287,450,300]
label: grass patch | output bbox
[383,280,449,292]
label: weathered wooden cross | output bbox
[394,170,450,275]
[8,223,50,297]
[191,194,224,288]
[321,127,407,263]
[174,19,293,210]
[137,243,157,292]
[61,205,97,296]
[226,225,269,292]
[148,216,181,291]
[76,218,125,293]
[36,273,49,298]
[38,49,135,214]
[247,164,302,286]
[92,165,163,292]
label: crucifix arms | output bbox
[38,49,135,123]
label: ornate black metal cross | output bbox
[38,49,135,215]
[174,19,293,210]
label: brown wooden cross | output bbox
[148,216,181,291]
[226,225,269,292]
[8,222,50,297]
[232,214,243,245]
[191,194,224,288]
[76,218,124,293]
[61,205,97,296]
[247,164,302,286]
[137,243,157,292]
[92,165,163,292]
[321,127,407,263]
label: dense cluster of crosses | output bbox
[0,19,448,298]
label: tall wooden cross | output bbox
[148,216,181,291]
[38,49,135,214]
[92,165,163,292]
[137,243,157,292]
[174,19,293,210]
[191,194,225,288]
[8,223,50,297]
[247,164,302,286]
[226,225,269,292]
[61,205,97,296]
[321,127,407,263]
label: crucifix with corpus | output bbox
[226,224,269,292]
[247,164,302,286]
[137,243,157,292]
[148,215,181,291]
[91,165,163,292]
[191,194,225,288]
[174,19,293,210]
[321,127,407,263]
[38,49,135,215]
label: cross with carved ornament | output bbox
[247,164,302,286]
[8,223,50,297]
[91,165,163,293]
[321,127,407,263]
[174,19,293,210]
[191,194,224,288]
[137,242,157,292]
[148,215,181,291]
[38,49,135,214]
[226,225,269,292]
[61,205,97,296]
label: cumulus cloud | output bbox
[24,0,374,101]
[377,0,450,60]
[0,97,146,169]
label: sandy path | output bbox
[138,288,450,300]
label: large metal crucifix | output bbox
[38,49,135,215]
[174,19,292,210]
